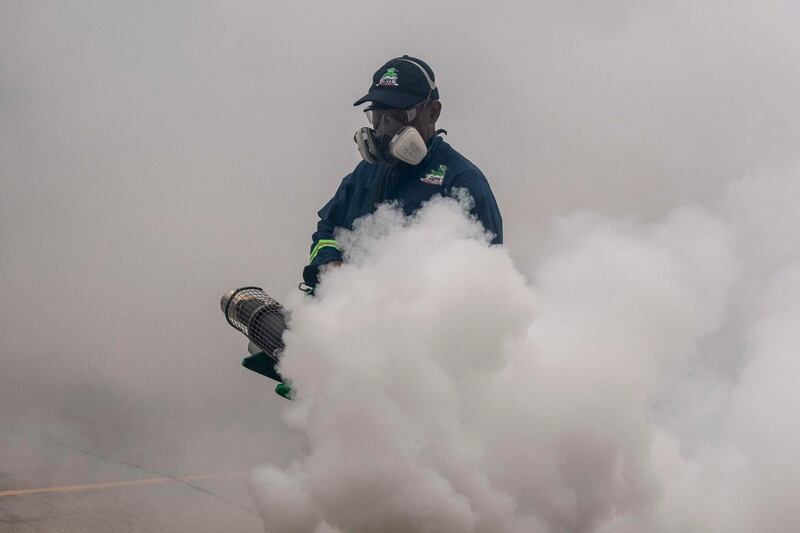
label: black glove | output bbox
[300,264,319,294]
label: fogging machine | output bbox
[220,286,293,398]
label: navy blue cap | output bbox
[353,55,439,109]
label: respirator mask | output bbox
[354,105,428,166]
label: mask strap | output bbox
[397,58,436,103]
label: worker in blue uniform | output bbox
[303,55,503,290]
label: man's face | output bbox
[368,103,424,139]
[367,100,442,141]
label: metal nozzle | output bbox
[220,289,236,315]
[220,286,288,362]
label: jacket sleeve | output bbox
[308,173,353,267]
[460,174,503,245]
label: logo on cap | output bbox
[377,67,399,87]
[421,164,447,186]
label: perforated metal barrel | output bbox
[221,287,288,362]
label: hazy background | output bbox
[2,0,799,528]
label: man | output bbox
[302,55,502,290]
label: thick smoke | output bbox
[250,167,800,532]
[3,1,800,530]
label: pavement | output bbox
[0,425,264,532]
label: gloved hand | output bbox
[300,261,342,293]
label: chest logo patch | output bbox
[377,67,399,87]
[421,164,447,186]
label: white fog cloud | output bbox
[251,160,799,531]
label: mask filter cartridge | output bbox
[388,127,427,165]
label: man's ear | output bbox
[428,101,442,123]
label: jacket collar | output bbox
[422,134,445,164]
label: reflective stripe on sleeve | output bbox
[309,239,341,263]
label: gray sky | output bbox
[2,0,800,501]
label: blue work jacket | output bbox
[308,134,503,269]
